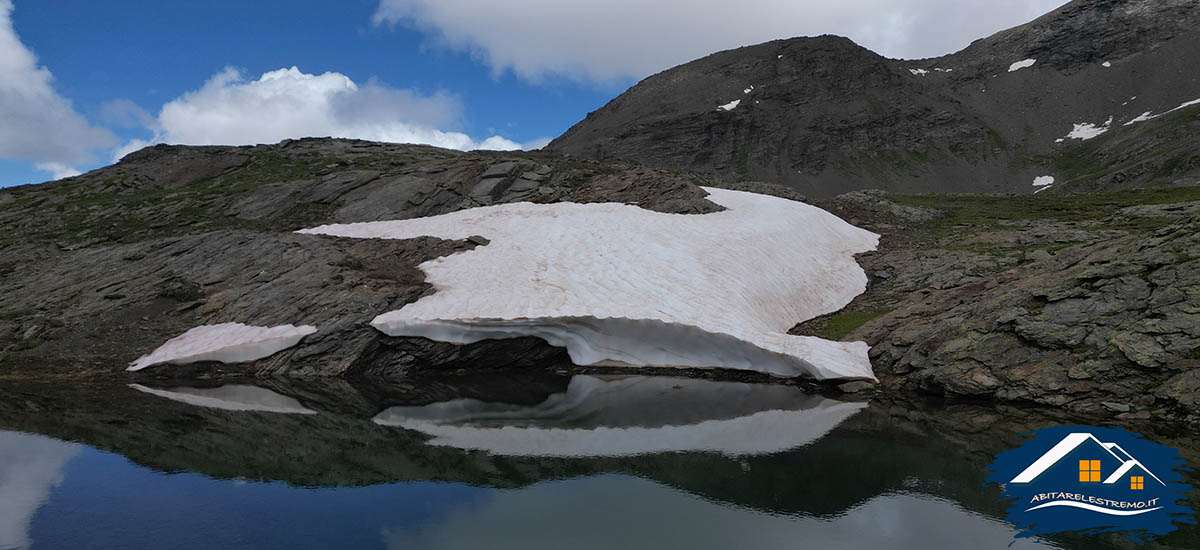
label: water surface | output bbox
[1,374,1196,549]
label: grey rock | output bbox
[480,161,520,179]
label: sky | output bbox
[0,0,1069,188]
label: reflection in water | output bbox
[128,384,317,414]
[0,374,1194,549]
[384,476,1056,550]
[0,432,81,550]
[373,375,866,457]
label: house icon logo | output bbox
[1010,432,1165,514]
[986,426,1193,543]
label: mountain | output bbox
[547,0,1200,197]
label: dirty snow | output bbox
[128,323,317,371]
[1065,116,1113,141]
[1008,59,1037,72]
[373,375,867,457]
[717,99,741,111]
[299,187,880,380]
[129,384,317,414]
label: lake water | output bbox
[1,373,1196,549]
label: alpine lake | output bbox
[1,372,1197,550]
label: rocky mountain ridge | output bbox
[547,0,1200,197]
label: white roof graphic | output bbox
[1010,433,1165,485]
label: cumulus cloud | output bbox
[373,0,1070,82]
[116,66,540,159]
[34,162,82,180]
[0,0,115,177]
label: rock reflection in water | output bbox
[384,476,1056,550]
[0,375,1196,549]
[373,375,866,457]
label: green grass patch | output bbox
[732,151,750,181]
[885,185,1200,232]
[818,308,893,341]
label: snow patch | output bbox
[299,188,880,380]
[743,86,754,94]
[1065,116,1113,141]
[1008,59,1037,72]
[717,99,741,111]
[373,375,867,457]
[128,323,317,371]
[1102,61,1112,68]
[1126,111,1155,125]
[1054,138,1065,143]
[1123,98,1200,126]
[910,68,952,76]
[129,384,317,414]
[1033,176,1055,187]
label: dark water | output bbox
[0,374,1196,550]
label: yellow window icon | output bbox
[1131,476,1144,490]
[1079,460,1101,482]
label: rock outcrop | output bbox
[796,189,1200,422]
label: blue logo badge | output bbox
[986,425,1194,542]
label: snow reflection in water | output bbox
[373,375,866,457]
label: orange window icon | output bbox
[1079,460,1102,482]
[1131,476,1144,490]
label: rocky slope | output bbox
[547,0,1200,197]
[3,138,1199,422]
[0,138,718,378]
[796,187,1200,423]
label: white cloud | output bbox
[0,0,114,176]
[112,138,152,163]
[521,136,552,151]
[0,432,82,550]
[117,66,539,157]
[373,0,1070,82]
[34,162,81,180]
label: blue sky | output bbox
[0,0,1069,188]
